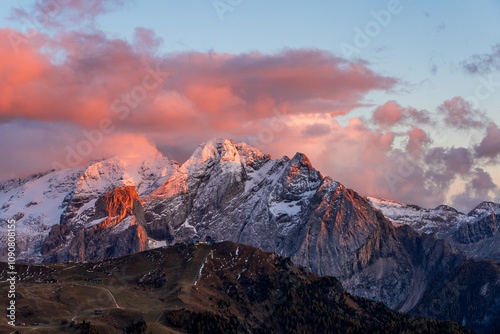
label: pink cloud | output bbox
[406,127,431,154]
[438,96,487,129]
[301,123,331,138]
[373,100,405,126]
[0,29,50,111]
[370,101,432,128]
[160,49,397,122]
[0,28,398,131]
[0,120,159,180]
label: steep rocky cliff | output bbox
[0,153,176,262]
[42,186,149,262]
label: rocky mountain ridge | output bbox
[0,153,176,261]
[1,137,499,328]
[369,197,500,260]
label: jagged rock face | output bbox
[143,138,377,280]
[142,138,464,311]
[289,181,378,276]
[456,213,497,244]
[0,154,176,262]
[370,198,500,261]
[42,186,148,262]
[93,186,146,230]
[341,219,466,311]
[61,223,148,262]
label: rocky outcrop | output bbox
[93,186,146,229]
[42,186,148,262]
[340,219,466,311]
[64,223,148,262]
[42,224,68,255]
[456,213,497,244]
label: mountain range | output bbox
[1,137,499,333]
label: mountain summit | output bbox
[184,137,270,166]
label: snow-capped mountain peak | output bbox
[468,201,500,217]
[369,196,500,261]
[74,153,177,199]
[0,151,177,262]
[367,197,406,208]
[183,137,270,167]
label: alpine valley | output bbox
[1,138,500,333]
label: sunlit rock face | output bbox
[0,152,177,262]
[42,185,148,262]
[93,186,145,230]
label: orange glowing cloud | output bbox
[0,27,399,133]
[0,28,399,140]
